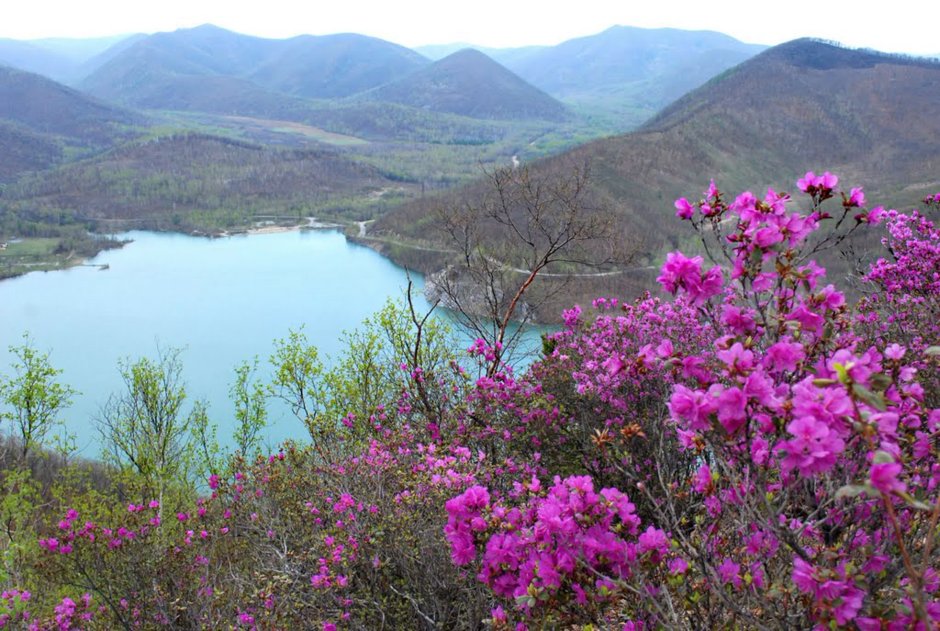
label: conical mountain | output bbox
[362,48,569,121]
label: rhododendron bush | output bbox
[447,175,940,629]
[2,174,939,630]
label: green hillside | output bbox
[2,133,417,231]
[0,121,63,181]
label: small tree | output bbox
[97,347,198,500]
[230,357,267,456]
[269,329,328,443]
[434,162,630,374]
[0,333,75,460]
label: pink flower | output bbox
[847,187,865,207]
[637,526,668,560]
[716,342,754,372]
[870,461,906,494]
[884,343,906,361]
[601,355,626,377]
[779,416,845,476]
[718,558,741,588]
[668,557,689,575]
[657,252,703,295]
[867,206,886,224]
[668,385,716,431]
[674,197,695,219]
[797,171,817,192]
[692,464,712,494]
[792,558,816,593]
[763,339,804,374]
[657,252,723,305]
[818,171,838,190]
[720,305,756,335]
[716,387,747,434]
[706,179,718,198]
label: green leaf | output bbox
[869,373,892,392]
[925,346,940,357]
[852,384,887,411]
[832,362,850,384]
[897,492,933,510]
[872,450,895,465]
[835,484,868,499]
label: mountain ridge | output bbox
[0,64,143,181]
[369,38,940,320]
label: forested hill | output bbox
[0,65,143,181]
[2,133,417,232]
[369,39,940,319]
[359,49,569,121]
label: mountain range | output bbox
[0,24,765,131]
[371,39,940,318]
[417,26,766,124]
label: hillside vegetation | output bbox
[371,39,940,319]
[3,133,418,232]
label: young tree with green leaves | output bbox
[0,334,75,460]
[230,358,267,457]
[96,347,201,502]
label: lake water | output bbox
[0,229,547,454]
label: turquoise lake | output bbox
[0,229,545,454]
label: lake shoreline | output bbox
[0,218,349,281]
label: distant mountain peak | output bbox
[362,48,570,121]
[178,23,234,35]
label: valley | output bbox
[0,23,768,287]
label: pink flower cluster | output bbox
[446,475,669,619]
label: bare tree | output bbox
[432,162,630,375]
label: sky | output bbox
[3,0,939,56]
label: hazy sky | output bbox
[4,0,939,56]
